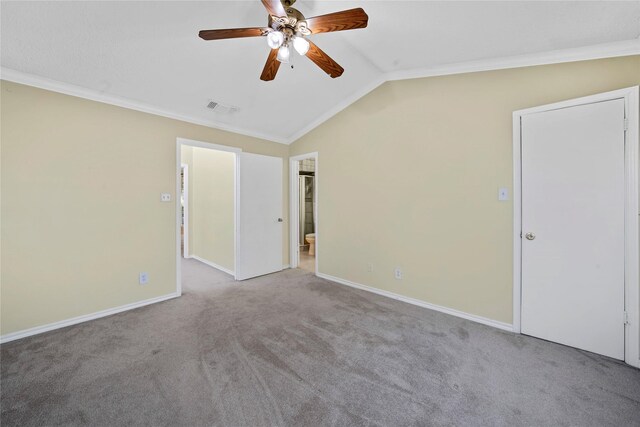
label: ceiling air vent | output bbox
[206,100,238,114]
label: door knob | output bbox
[277,218,283,222]
[525,232,535,240]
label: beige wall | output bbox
[2,56,638,336]
[290,56,640,324]
[190,147,235,271]
[0,81,289,335]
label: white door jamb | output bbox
[181,163,190,258]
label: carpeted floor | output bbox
[2,259,639,426]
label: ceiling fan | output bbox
[198,0,368,81]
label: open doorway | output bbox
[176,139,240,292]
[176,138,285,293]
[290,153,318,273]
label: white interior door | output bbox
[521,99,625,360]
[236,153,283,280]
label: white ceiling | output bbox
[2,1,639,144]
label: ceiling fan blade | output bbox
[306,41,344,78]
[261,0,287,18]
[260,48,281,81]
[305,8,368,34]
[199,27,267,41]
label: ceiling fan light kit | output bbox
[276,43,290,63]
[266,30,284,49]
[292,36,309,56]
[198,0,368,81]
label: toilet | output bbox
[305,233,315,256]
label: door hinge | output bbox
[520,231,523,238]
[624,311,630,325]
[624,118,628,131]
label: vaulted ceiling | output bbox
[2,1,639,144]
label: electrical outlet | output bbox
[367,263,373,273]
[160,193,171,202]
[394,268,402,280]
[139,272,149,285]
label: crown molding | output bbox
[285,38,640,144]
[3,39,639,146]
[284,75,386,144]
[384,38,640,82]
[0,68,289,145]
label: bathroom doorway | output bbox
[290,153,318,273]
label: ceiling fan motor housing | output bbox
[268,7,311,38]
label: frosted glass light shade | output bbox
[292,36,310,56]
[276,45,290,63]
[267,31,284,49]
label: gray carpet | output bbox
[2,259,639,426]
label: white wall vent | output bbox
[206,100,238,114]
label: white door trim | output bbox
[175,138,242,294]
[512,86,639,367]
[180,164,190,258]
[289,152,319,273]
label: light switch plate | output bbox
[498,188,509,201]
[160,193,171,202]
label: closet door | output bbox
[520,99,625,359]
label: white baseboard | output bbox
[0,292,180,344]
[191,255,235,276]
[316,273,514,332]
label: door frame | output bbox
[175,138,242,294]
[512,86,639,367]
[289,152,319,273]
[181,163,189,258]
